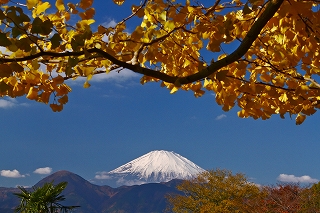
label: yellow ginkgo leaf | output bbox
[296,113,306,125]
[83,81,91,88]
[58,95,68,104]
[0,0,9,4]
[113,0,125,6]
[50,104,63,112]
[26,87,38,100]
[55,0,65,11]
[33,2,51,16]
[170,86,179,94]
[279,93,288,102]
[79,8,95,20]
[26,0,39,10]
[80,0,93,9]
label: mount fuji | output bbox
[94,150,205,187]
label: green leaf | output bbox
[0,81,10,93]
[31,17,43,34]
[65,57,79,76]
[31,17,53,35]
[0,32,12,47]
[68,57,79,67]
[215,69,229,81]
[71,34,85,51]
[65,66,74,76]
[19,12,31,23]
[243,2,252,15]
[16,37,32,52]
[50,33,62,49]
[0,9,6,20]
[12,27,23,38]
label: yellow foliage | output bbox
[26,0,39,10]
[55,0,65,11]
[79,0,93,9]
[167,169,262,213]
[79,8,95,20]
[26,87,38,100]
[113,0,125,6]
[33,2,51,17]
[296,113,307,125]
[0,0,318,122]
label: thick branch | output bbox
[0,0,284,84]
[177,0,285,85]
[124,0,285,84]
[107,0,285,84]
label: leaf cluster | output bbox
[14,181,78,213]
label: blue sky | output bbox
[1,0,320,188]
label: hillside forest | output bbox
[168,169,320,213]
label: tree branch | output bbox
[177,0,285,85]
[0,0,284,85]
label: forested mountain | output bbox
[0,170,182,213]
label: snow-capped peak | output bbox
[99,150,205,186]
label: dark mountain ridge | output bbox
[0,170,182,213]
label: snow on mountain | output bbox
[94,150,205,187]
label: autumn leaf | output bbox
[0,0,9,4]
[79,8,95,20]
[0,0,317,123]
[79,0,93,9]
[26,0,38,10]
[0,64,12,77]
[55,0,65,11]
[50,103,63,112]
[113,0,125,5]
[215,70,229,81]
[26,87,38,100]
[33,1,51,15]
[83,81,90,88]
[58,95,68,104]
[50,33,62,49]
[296,113,306,125]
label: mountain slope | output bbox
[101,181,183,213]
[0,171,182,213]
[36,170,115,213]
[96,150,204,186]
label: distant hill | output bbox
[0,170,183,213]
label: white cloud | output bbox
[0,46,10,54]
[69,69,140,88]
[91,69,140,82]
[33,167,52,175]
[0,98,28,109]
[95,171,112,180]
[100,19,118,43]
[116,177,146,186]
[15,185,31,188]
[102,19,117,28]
[0,99,16,108]
[1,169,25,178]
[277,174,319,184]
[215,114,227,120]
